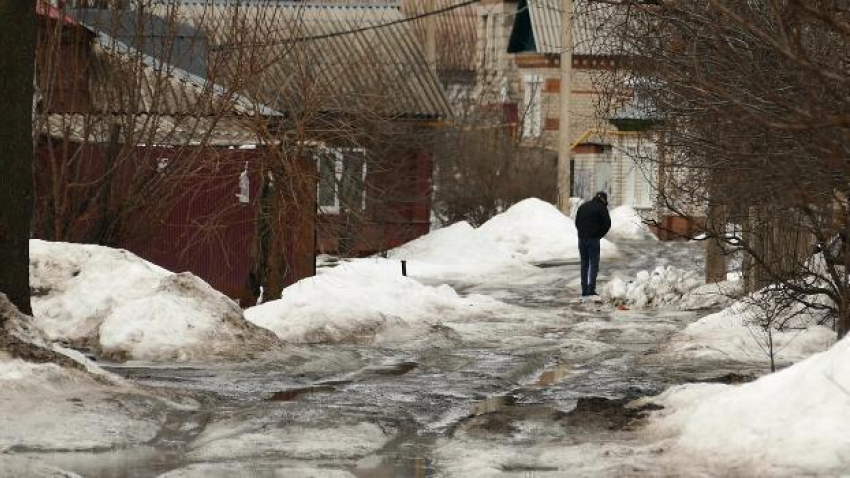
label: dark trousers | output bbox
[579,238,601,296]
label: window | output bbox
[481,14,490,67]
[236,161,250,205]
[621,141,656,208]
[522,74,543,138]
[317,148,367,214]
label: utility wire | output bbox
[211,0,483,50]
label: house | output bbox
[34,2,285,304]
[154,1,451,259]
[411,0,662,218]
[34,1,451,303]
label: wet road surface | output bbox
[26,242,766,477]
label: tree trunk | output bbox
[0,1,35,317]
[705,204,727,283]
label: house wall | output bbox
[33,139,318,305]
[316,148,433,256]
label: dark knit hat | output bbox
[594,191,608,204]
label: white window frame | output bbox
[621,140,655,209]
[522,74,543,138]
[317,147,367,215]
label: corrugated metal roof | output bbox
[85,31,281,118]
[402,0,478,80]
[156,2,452,118]
[40,113,263,146]
[71,8,211,79]
[522,0,623,56]
[38,16,277,145]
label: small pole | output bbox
[401,260,407,277]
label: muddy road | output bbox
[27,242,762,477]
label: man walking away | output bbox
[575,192,611,298]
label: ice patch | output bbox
[189,422,390,461]
[0,354,160,451]
[158,463,355,478]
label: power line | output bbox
[211,0,482,50]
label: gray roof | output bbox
[71,8,210,79]
[39,21,278,145]
[40,113,263,146]
[154,1,452,118]
[509,0,624,56]
[86,31,280,117]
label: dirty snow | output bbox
[608,205,657,241]
[637,333,850,475]
[30,240,277,361]
[602,266,741,310]
[666,296,835,363]
[246,260,505,344]
[603,266,703,308]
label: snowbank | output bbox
[0,297,185,455]
[386,221,534,279]
[637,334,850,474]
[245,261,505,344]
[668,299,835,363]
[390,199,619,277]
[608,205,657,241]
[476,198,618,263]
[30,240,277,362]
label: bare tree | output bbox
[594,0,850,337]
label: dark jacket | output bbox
[575,199,611,240]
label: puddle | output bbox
[366,361,419,376]
[470,394,517,416]
[534,364,573,387]
[268,385,337,401]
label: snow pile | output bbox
[637,334,850,474]
[476,198,618,263]
[30,240,277,362]
[602,266,703,308]
[245,261,505,344]
[390,199,619,276]
[608,205,657,241]
[386,221,534,279]
[668,298,835,363]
